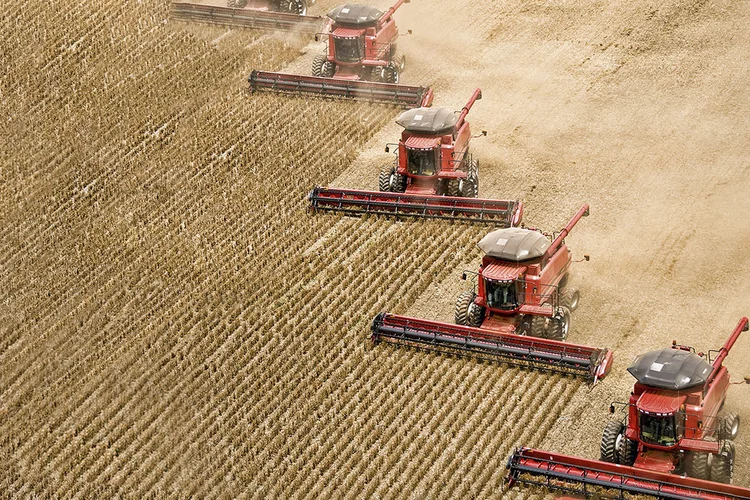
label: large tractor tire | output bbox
[446,180,460,197]
[227,0,248,7]
[561,287,580,312]
[600,420,625,463]
[378,167,392,192]
[393,51,406,72]
[547,306,571,341]
[467,302,484,328]
[461,159,479,198]
[529,315,547,338]
[719,412,740,441]
[321,60,336,78]
[382,63,399,84]
[455,291,475,326]
[273,0,307,15]
[684,451,710,480]
[617,433,638,466]
[710,440,735,484]
[311,54,326,77]
[378,166,405,193]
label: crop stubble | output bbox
[3,0,749,498]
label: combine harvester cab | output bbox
[507,317,750,499]
[249,0,434,107]
[170,1,324,34]
[309,89,523,225]
[371,204,614,384]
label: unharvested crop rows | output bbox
[3,0,587,497]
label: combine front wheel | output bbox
[446,180,460,197]
[378,167,392,192]
[378,166,405,193]
[684,451,709,480]
[273,0,307,15]
[312,55,326,77]
[617,434,637,466]
[529,315,547,338]
[455,291,475,326]
[321,61,336,78]
[467,302,484,327]
[463,159,479,198]
[600,420,625,463]
[719,412,740,441]
[547,307,570,341]
[710,440,735,484]
[382,63,399,84]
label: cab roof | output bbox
[396,107,459,135]
[327,4,382,26]
[477,227,550,262]
[627,348,713,391]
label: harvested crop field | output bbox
[1,0,749,498]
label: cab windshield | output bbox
[406,148,439,176]
[485,279,519,310]
[333,36,363,62]
[640,412,678,447]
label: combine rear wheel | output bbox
[710,440,735,484]
[600,420,625,463]
[684,451,710,480]
[312,54,326,77]
[227,0,248,7]
[561,287,580,312]
[719,412,740,441]
[455,291,475,326]
[393,51,406,72]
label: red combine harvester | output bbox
[506,317,750,499]
[170,1,324,34]
[454,204,590,340]
[309,89,523,225]
[249,0,434,108]
[371,205,614,384]
[310,0,409,83]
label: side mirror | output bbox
[384,145,390,153]
[609,404,615,414]
[584,254,590,261]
